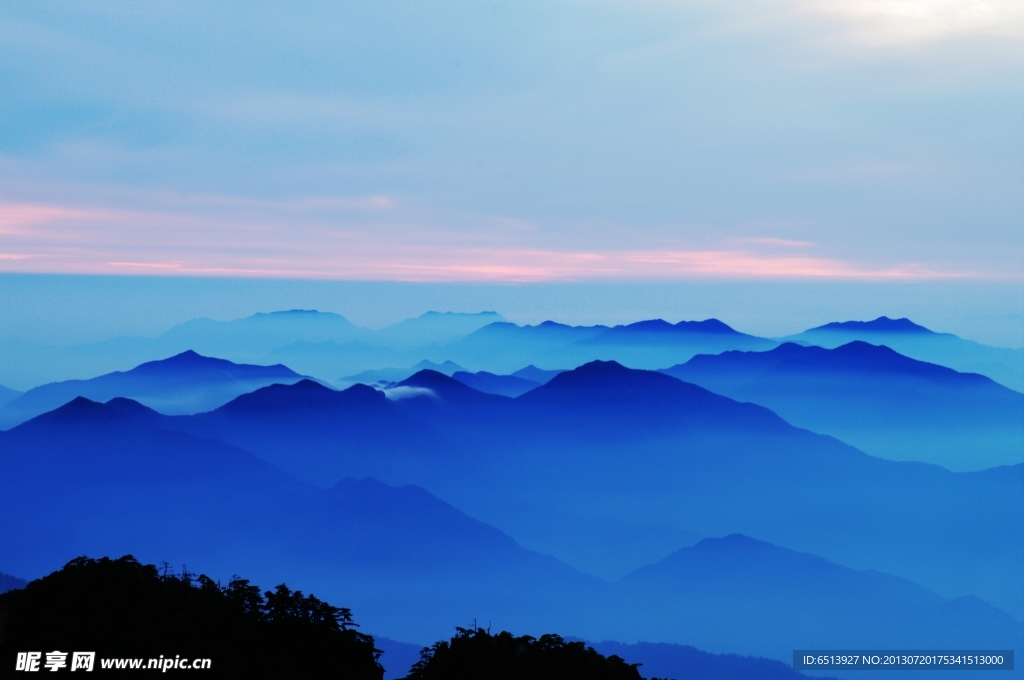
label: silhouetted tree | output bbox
[401,625,647,680]
[0,555,382,679]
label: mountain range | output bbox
[662,341,1024,470]
[785,316,1024,392]
[393,363,1022,617]
[3,310,1020,395]
[0,351,306,429]
[341,360,466,387]
[58,355,1021,618]
[0,396,1019,665]
[438,318,777,374]
[3,311,1022,670]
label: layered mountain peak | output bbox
[399,369,464,389]
[216,379,384,414]
[132,351,298,378]
[812,317,932,335]
[12,397,126,431]
[532,360,684,395]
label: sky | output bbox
[0,1,1022,343]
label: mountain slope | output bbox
[0,400,599,644]
[442,320,779,373]
[0,384,22,409]
[0,351,305,429]
[786,317,1024,392]
[662,341,1024,470]
[607,534,1022,659]
[4,398,1021,665]
[375,311,506,349]
[341,360,465,387]
[380,361,1023,618]
[179,379,461,486]
[0,572,26,595]
[37,358,1019,620]
[451,371,540,397]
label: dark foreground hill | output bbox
[402,627,643,680]
[662,341,1024,470]
[0,555,383,678]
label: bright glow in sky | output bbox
[0,0,1021,283]
[803,0,1023,45]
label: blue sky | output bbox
[0,2,1021,342]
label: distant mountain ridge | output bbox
[0,572,27,595]
[810,316,932,334]
[662,341,1024,470]
[787,316,1024,392]
[609,534,1022,658]
[443,319,778,373]
[451,371,540,397]
[582,318,766,345]
[0,384,22,409]
[0,351,306,429]
[341,360,465,387]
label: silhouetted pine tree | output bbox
[0,555,382,679]
[401,626,649,680]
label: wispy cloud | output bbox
[0,200,985,283]
[730,237,812,248]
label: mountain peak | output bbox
[525,360,685,397]
[399,369,462,389]
[13,397,124,430]
[133,351,299,377]
[812,317,932,334]
[216,379,385,414]
[418,310,501,319]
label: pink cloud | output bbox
[0,200,983,282]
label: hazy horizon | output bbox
[0,273,1021,349]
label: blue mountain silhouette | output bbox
[451,371,540,397]
[314,360,1020,618]
[787,317,1024,392]
[0,351,305,429]
[0,400,596,644]
[2,396,1020,661]
[115,358,1024,619]
[589,641,838,680]
[582,318,768,345]
[609,534,1022,658]
[157,309,366,355]
[0,384,21,409]
[444,319,778,372]
[810,316,933,334]
[375,311,506,348]
[0,572,27,595]
[663,341,1024,470]
[341,360,465,387]
[178,379,455,486]
[510,365,564,384]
